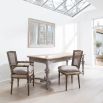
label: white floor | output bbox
[0,66,103,103]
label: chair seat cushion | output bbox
[58,65,79,72]
[13,65,33,75]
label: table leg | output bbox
[45,60,50,89]
[66,59,68,65]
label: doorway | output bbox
[93,18,103,66]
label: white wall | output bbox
[0,0,74,82]
[71,0,103,65]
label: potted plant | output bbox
[96,41,102,55]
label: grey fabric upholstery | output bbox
[13,65,33,75]
[58,65,79,72]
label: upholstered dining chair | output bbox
[58,50,83,91]
[7,51,35,96]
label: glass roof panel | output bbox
[24,0,91,17]
[55,0,82,14]
[24,0,47,6]
[43,0,65,10]
[67,0,90,17]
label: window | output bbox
[28,18,55,48]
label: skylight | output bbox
[24,0,91,17]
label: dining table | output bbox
[28,53,85,89]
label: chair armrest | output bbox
[10,65,29,70]
[17,61,34,64]
[18,61,30,63]
[16,65,29,67]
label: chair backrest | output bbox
[7,51,18,69]
[71,50,83,69]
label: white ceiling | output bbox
[88,0,103,10]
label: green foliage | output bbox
[96,41,102,48]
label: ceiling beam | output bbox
[41,0,48,6]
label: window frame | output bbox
[28,18,55,48]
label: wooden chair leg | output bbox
[32,64,34,86]
[71,75,73,84]
[11,78,13,94]
[65,75,68,91]
[78,75,80,88]
[58,70,60,85]
[33,73,35,87]
[30,77,31,83]
[17,78,19,87]
[27,77,30,96]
